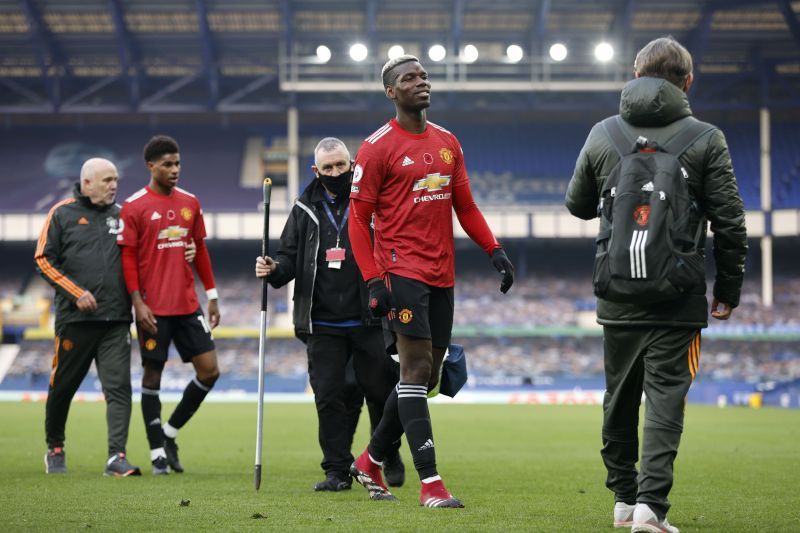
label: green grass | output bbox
[1,402,799,532]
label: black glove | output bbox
[368,279,396,317]
[491,248,515,294]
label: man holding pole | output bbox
[256,137,404,492]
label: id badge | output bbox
[326,247,345,269]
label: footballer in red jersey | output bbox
[118,135,220,475]
[348,56,515,508]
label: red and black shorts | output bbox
[138,308,215,363]
[384,273,454,349]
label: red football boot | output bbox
[350,448,396,501]
[419,477,464,508]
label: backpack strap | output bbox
[692,216,706,247]
[662,116,716,157]
[601,116,635,158]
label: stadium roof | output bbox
[0,0,798,113]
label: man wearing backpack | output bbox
[566,37,747,533]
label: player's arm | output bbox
[348,142,384,284]
[349,197,380,282]
[193,237,220,328]
[34,204,96,311]
[117,204,157,334]
[121,245,157,334]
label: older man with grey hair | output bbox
[36,158,141,476]
[256,137,404,492]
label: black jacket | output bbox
[267,179,377,340]
[35,184,132,329]
[566,77,747,328]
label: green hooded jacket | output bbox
[565,77,747,328]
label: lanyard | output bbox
[321,201,349,247]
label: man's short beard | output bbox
[404,101,430,113]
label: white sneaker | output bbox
[631,503,679,533]
[613,502,635,528]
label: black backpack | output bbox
[593,115,714,304]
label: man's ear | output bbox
[683,72,694,93]
[634,70,641,79]
[311,165,319,176]
[146,160,154,172]
[385,85,395,100]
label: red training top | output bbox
[118,185,215,316]
[349,118,499,288]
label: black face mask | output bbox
[318,170,353,200]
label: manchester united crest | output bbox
[398,308,413,324]
[181,207,192,221]
[439,148,454,165]
[633,205,650,226]
[145,339,157,351]
[62,339,74,351]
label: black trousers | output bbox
[45,321,132,457]
[306,325,400,476]
[601,326,700,519]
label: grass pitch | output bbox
[1,401,798,532]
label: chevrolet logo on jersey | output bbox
[158,225,189,241]
[412,173,451,192]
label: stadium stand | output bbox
[3,118,797,212]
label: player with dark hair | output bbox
[348,55,515,508]
[118,135,221,475]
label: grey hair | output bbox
[313,137,349,164]
[381,54,420,87]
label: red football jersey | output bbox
[351,119,469,287]
[118,185,207,315]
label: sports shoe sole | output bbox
[104,469,140,477]
[349,463,396,501]
[104,465,142,477]
[632,524,674,533]
[614,521,634,528]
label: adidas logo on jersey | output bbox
[151,211,162,221]
[417,438,434,452]
[641,181,654,192]
[402,156,415,167]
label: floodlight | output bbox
[461,44,479,63]
[349,43,368,62]
[549,43,567,62]
[594,42,614,62]
[428,44,447,62]
[506,44,523,63]
[387,45,405,60]
[316,45,331,63]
